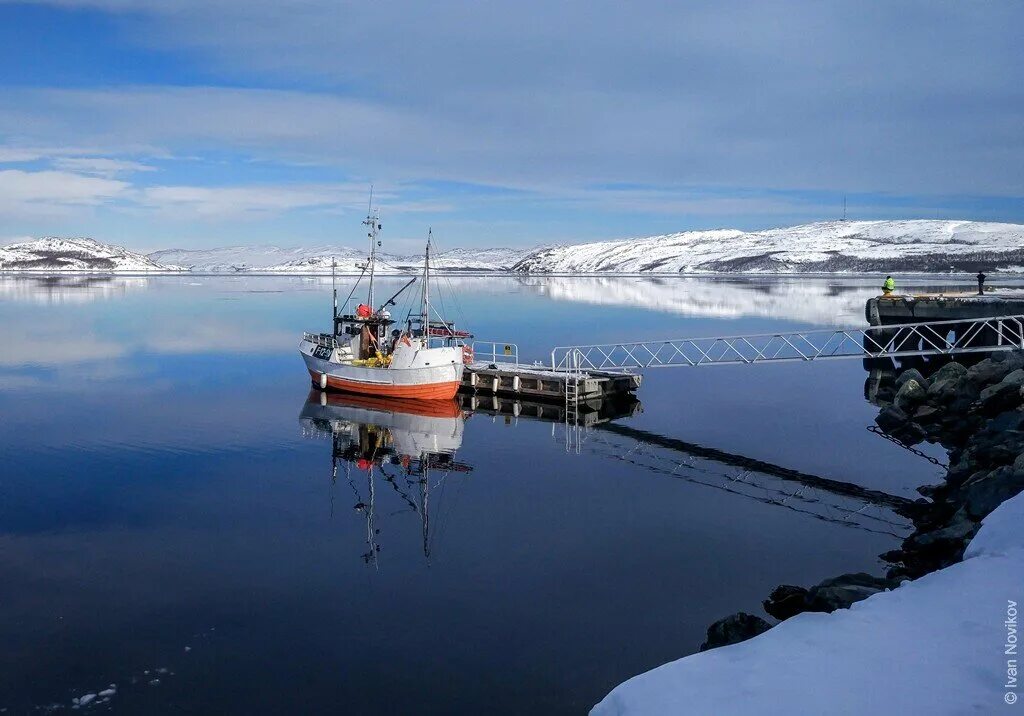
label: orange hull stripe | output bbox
[311,390,462,418]
[309,370,460,400]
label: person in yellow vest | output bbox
[882,275,895,295]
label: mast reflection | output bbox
[299,390,643,565]
[299,391,471,566]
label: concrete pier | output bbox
[866,292,1024,326]
[861,291,1024,360]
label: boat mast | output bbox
[421,230,431,337]
[363,187,379,310]
[331,257,337,335]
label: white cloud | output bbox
[136,183,358,218]
[0,160,451,222]
[0,169,129,215]
[0,145,112,162]
[0,147,55,162]
[52,157,155,177]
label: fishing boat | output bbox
[299,202,472,400]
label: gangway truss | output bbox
[550,314,1024,373]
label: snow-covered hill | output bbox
[8,220,1024,275]
[146,245,367,272]
[425,247,535,272]
[512,220,1024,274]
[255,246,533,274]
[0,237,183,273]
[256,252,405,274]
[148,245,531,273]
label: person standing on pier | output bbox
[976,271,986,296]
[882,275,895,295]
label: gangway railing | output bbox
[470,340,520,367]
[550,314,1024,372]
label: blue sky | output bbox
[0,0,1021,252]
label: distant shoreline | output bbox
[1,270,1021,279]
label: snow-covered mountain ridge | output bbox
[5,220,1024,274]
[146,245,533,273]
[512,220,1024,274]
[147,245,369,272]
[0,237,183,273]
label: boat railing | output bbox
[303,332,338,348]
[471,341,519,367]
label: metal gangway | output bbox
[551,314,1024,373]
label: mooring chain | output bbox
[865,425,948,467]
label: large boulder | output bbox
[895,368,928,390]
[926,363,969,403]
[906,515,977,552]
[933,361,968,382]
[976,370,1024,414]
[983,409,1024,434]
[959,465,1024,519]
[966,411,1024,468]
[992,351,1024,372]
[763,573,894,620]
[966,358,1014,388]
[894,378,927,411]
[896,421,928,445]
[875,405,909,431]
[700,612,772,651]
[762,585,810,620]
[1004,368,1024,386]
[805,573,895,612]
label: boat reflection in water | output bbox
[299,391,644,565]
[299,391,472,566]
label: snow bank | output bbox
[592,491,1024,715]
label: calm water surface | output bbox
[0,275,967,714]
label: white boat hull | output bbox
[300,338,464,399]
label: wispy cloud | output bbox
[0,145,115,162]
[135,183,361,219]
[52,156,155,177]
[0,169,129,215]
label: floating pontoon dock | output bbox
[462,361,640,401]
[457,391,641,427]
